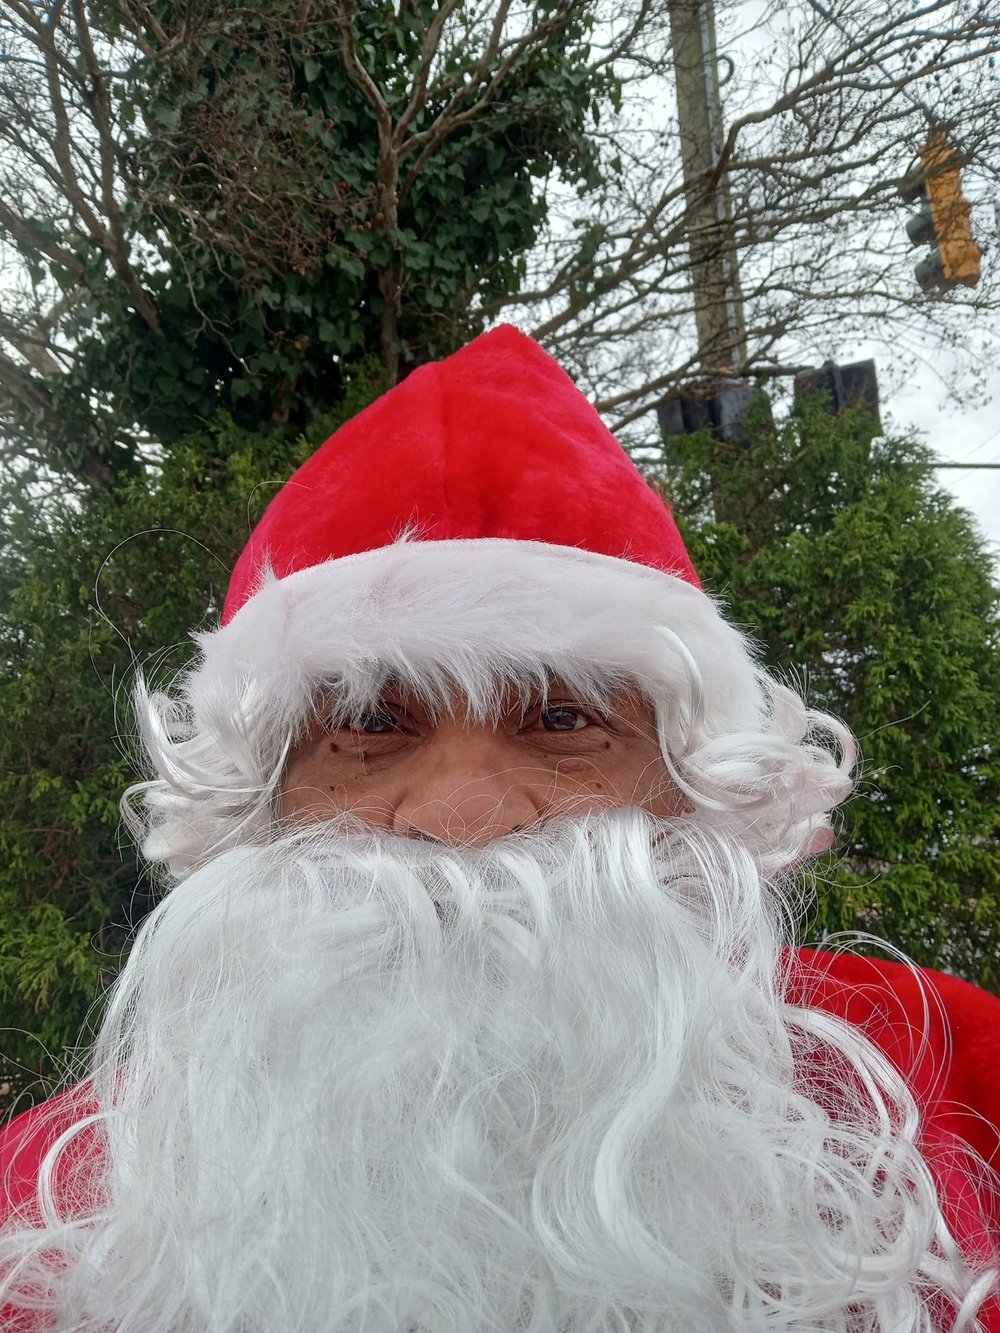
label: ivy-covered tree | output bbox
[0,0,618,485]
[656,400,1000,993]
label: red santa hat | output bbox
[222,323,701,622]
[192,325,766,734]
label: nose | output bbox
[392,727,540,847]
[398,788,531,846]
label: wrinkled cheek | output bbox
[544,761,616,815]
[580,754,687,820]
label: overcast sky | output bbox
[880,349,1000,567]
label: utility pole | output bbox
[662,0,752,530]
[667,0,747,375]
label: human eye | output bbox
[527,702,592,733]
[344,704,407,735]
[541,705,589,732]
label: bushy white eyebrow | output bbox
[302,665,640,739]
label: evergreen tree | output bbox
[656,400,1000,992]
[0,372,386,1112]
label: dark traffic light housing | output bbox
[657,379,762,449]
[793,359,881,432]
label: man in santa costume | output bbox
[1,326,998,1332]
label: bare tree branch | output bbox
[334,0,402,377]
[393,0,465,144]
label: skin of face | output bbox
[279,681,686,846]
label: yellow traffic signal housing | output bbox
[920,131,981,288]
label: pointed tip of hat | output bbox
[444,323,569,378]
[222,327,699,622]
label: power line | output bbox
[956,422,1000,464]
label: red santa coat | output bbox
[2,949,999,1329]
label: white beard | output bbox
[0,810,970,1331]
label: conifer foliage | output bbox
[0,389,385,1113]
[659,401,1000,992]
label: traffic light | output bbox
[902,131,981,293]
[657,379,765,449]
[793,359,881,433]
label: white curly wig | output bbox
[124,536,855,882]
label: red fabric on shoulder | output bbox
[0,1086,99,1331]
[791,947,1000,1331]
[791,948,1000,1166]
[0,1086,98,1226]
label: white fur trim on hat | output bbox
[200,539,761,733]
